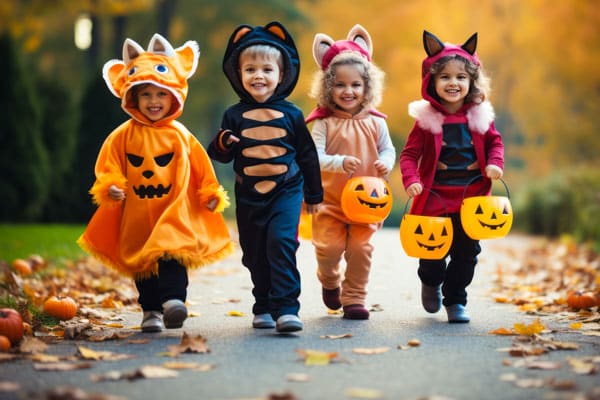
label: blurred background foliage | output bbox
[1,0,599,246]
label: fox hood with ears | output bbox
[103,33,199,125]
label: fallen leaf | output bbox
[352,347,390,355]
[41,386,128,400]
[525,360,561,370]
[514,378,545,388]
[167,332,210,356]
[489,327,515,335]
[567,357,598,375]
[28,353,62,363]
[513,319,545,336]
[267,392,299,400]
[369,304,384,312]
[161,361,216,372]
[296,349,338,366]
[345,387,384,399]
[77,346,134,361]
[286,372,310,382]
[320,333,352,339]
[227,310,245,317]
[19,337,48,353]
[569,322,583,330]
[407,339,421,347]
[91,365,179,382]
[33,362,93,371]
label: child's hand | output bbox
[485,165,503,180]
[225,134,240,146]
[406,182,423,198]
[343,156,361,174]
[305,202,321,215]
[206,197,218,211]
[109,185,125,201]
[373,160,390,176]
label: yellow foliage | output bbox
[513,318,545,336]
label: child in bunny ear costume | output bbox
[78,34,233,332]
[306,25,396,320]
[400,31,504,323]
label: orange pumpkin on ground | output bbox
[0,308,24,344]
[43,296,78,320]
[0,335,11,351]
[11,258,32,276]
[566,291,598,310]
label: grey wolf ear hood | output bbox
[222,21,300,103]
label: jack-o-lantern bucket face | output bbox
[341,176,393,224]
[460,195,512,239]
[400,214,453,259]
[460,179,513,240]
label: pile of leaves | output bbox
[0,255,139,338]
[491,235,599,316]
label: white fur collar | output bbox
[408,99,495,135]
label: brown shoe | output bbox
[342,304,370,320]
[322,287,342,310]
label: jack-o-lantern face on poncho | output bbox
[460,195,513,239]
[126,150,175,199]
[400,214,453,259]
[341,176,393,224]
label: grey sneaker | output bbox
[445,304,470,323]
[252,313,276,329]
[275,314,303,333]
[162,299,188,329]
[421,284,442,313]
[141,311,164,332]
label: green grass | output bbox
[0,224,86,263]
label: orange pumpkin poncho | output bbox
[78,34,233,279]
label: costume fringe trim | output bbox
[408,99,495,135]
[77,236,235,280]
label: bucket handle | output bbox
[403,187,450,217]
[461,175,511,201]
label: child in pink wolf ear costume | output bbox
[306,25,396,320]
[400,31,504,323]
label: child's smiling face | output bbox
[434,59,470,113]
[331,64,365,115]
[239,53,282,103]
[136,84,174,122]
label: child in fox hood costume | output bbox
[78,34,233,282]
[399,31,504,323]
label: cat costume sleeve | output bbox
[78,34,233,279]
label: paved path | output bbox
[1,229,598,400]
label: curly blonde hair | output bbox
[309,52,384,111]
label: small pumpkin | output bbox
[567,291,598,310]
[11,258,32,276]
[43,296,78,320]
[341,176,393,224]
[298,210,312,240]
[0,335,11,352]
[0,308,24,345]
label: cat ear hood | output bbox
[222,21,299,103]
[102,33,200,124]
[312,24,372,70]
[421,30,479,106]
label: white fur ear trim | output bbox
[123,38,144,65]
[102,60,124,98]
[466,101,495,134]
[312,33,334,67]
[347,24,373,58]
[408,100,444,135]
[148,33,175,56]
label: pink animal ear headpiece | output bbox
[421,30,480,77]
[312,24,373,70]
